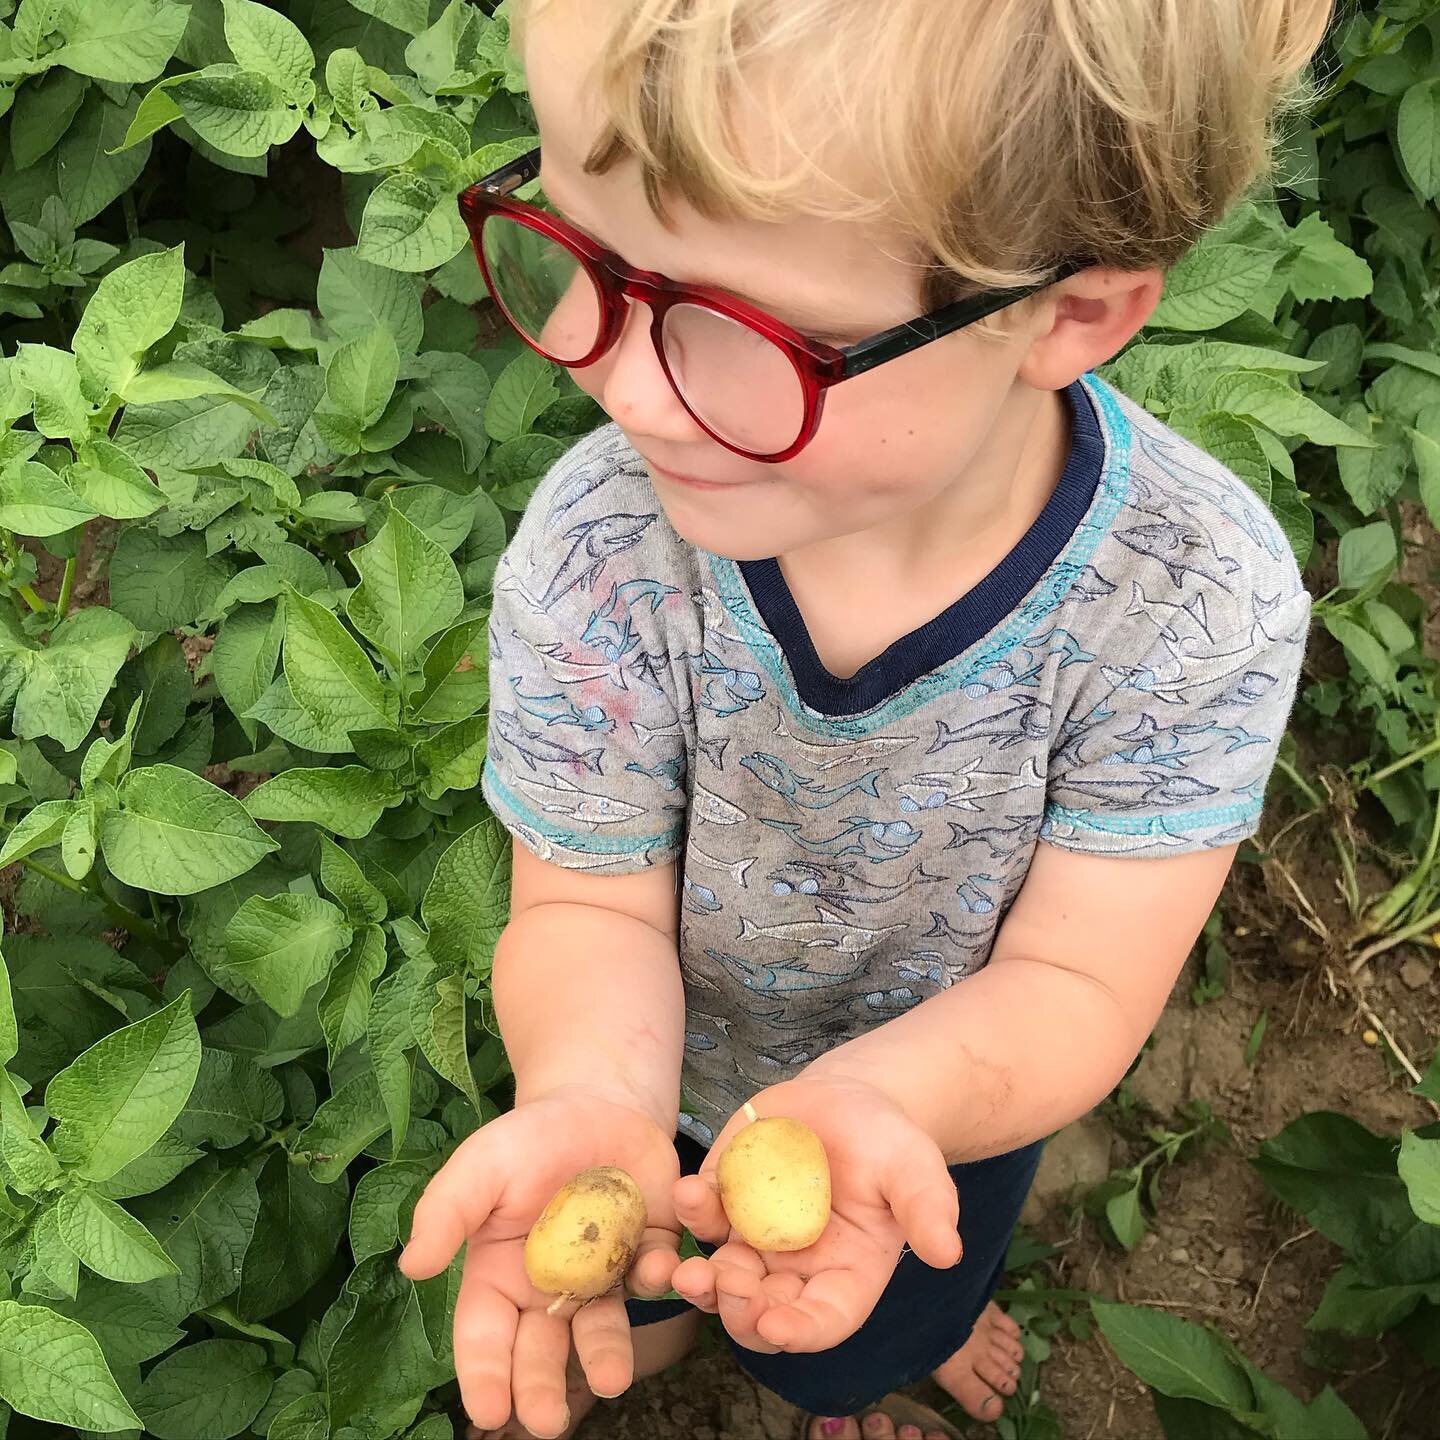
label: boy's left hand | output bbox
[671,1073,961,1352]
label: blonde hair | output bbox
[516,0,1334,307]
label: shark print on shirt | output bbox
[482,376,1309,1142]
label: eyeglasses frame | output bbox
[457,147,1084,463]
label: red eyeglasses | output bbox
[458,147,1081,463]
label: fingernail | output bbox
[822,1421,846,1438]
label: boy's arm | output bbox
[496,842,685,1130]
[807,841,1236,1162]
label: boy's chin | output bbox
[660,503,789,562]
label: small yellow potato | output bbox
[717,1115,832,1252]
[524,1166,647,1304]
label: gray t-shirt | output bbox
[482,376,1308,1145]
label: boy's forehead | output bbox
[523,1,922,320]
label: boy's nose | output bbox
[597,298,704,447]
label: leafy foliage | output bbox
[0,0,1434,1436]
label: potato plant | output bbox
[0,1,1434,1438]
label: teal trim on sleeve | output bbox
[1042,796,1264,838]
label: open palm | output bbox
[672,1075,961,1353]
[400,1088,681,1435]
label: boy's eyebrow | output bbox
[541,191,864,338]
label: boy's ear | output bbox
[1016,268,1166,391]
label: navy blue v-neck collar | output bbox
[736,380,1105,718]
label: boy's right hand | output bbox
[398,1086,681,1438]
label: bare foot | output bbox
[931,1301,1024,1422]
[806,1404,952,1439]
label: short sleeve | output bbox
[481,527,692,874]
[1042,590,1310,857]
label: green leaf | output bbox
[134,1157,261,1315]
[171,71,302,158]
[0,461,97,536]
[1284,215,1373,303]
[29,1202,80,1299]
[0,1071,61,1193]
[485,350,559,443]
[212,604,283,739]
[355,170,468,272]
[421,817,511,975]
[350,1161,430,1264]
[94,1135,203,1201]
[72,247,185,402]
[317,247,424,355]
[412,350,491,469]
[0,799,75,868]
[414,617,487,724]
[115,391,257,470]
[319,923,387,1064]
[327,1257,440,1432]
[45,1276,184,1367]
[347,508,464,668]
[48,0,189,83]
[102,765,277,896]
[325,326,399,427]
[117,76,189,152]
[244,766,404,838]
[1397,78,1440,201]
[171,1049,284,1149]
[216,894,351,1017]
[296,1069,388,1184]
[0,935,16,1069]
[61,798,97,880]
[367,965,421,1156]
[108,527,233,634]
[1105,1184,1146,1251]
[1149,244,1280,331]
[237,1148,347,1320]
[415,972,478,1108]
[0,1299,141,1431]
[57,90,152,228]
[1091,1301,1251,1410]
[282,587,399,741]
[47,993,202,1182]
[267,1391,328,1440]
[416,713,488,799]
[1400,1131,1440,1226]
[9,69,87,171]
[120,362,276,422]
[319,837,388,925]
[1189,413,1271,497]
[1414,415,1440,531]
[1209,373,1374,448]
[222,0,315,105]
[389,483,479,553]
[1336,406,1407,515]
[11,608,138,753]
[65,440,162,520]
[136,1338,272,1440]
[256,364,331,476]
[55,1190,178,1284]
[1325,615,1395,691]
[14,343,91,439]
[1336,521,1398,592]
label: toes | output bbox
[861,1414,896,1439]
[810,1420,861,1440]
[977,1348,1017,1395]
[985,1302,1022,1339]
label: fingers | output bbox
[674,1172,729,1244]
[452,1252,520,1431]
[400,1131,504,1279]
[878,1141,962,1270]
[628,1224,681,1300]
[710,1243,784,1355]
[512,1306,574,1439]
[755,1265,881,1353]
[672,1255,719,1313]
[573,1295,634,1399]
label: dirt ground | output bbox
[566,815,1440,1440]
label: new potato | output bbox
[524,1166,648,1303]
[717,1115,832,1252]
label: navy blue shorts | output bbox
[627,1133,1044,1416]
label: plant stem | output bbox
[56,556,76,619]
[1363,733,1440,791]
[1274,756,1324,811]
[1,530,47,615]
[19,857,181,954]
[1350,904,1440,973]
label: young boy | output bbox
[399,2,1334,1437]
